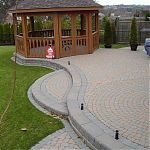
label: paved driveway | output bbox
[58,46,149,148]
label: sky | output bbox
[96,0,150,5]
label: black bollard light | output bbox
[81,103,84,110]
[115,130,119,140]
[68,61,70,65]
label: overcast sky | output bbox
[96,0,150,5]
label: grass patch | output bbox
[0,46,64,150]
[100,44,129,49]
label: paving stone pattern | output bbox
[31,120,90,150]
[16,46,149,150]
[46,70,70,103]
[58,47,149,149]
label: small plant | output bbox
[130,18,138,51]
[104,18,112,48]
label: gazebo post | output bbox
[71,13,77,56]
[13,14,17,36]
[88,13,93,54]
[95,12,99,49]
[21,15,29,57]
[30,16,34,32]
[54,13,60,59]
[13,14,17,48]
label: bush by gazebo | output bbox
[130,17,138,51]
[104,18,112,48]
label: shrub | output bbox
[0,23,3,44]
[18,23,22,34]
[130,18,138,45]
[3,23,12,43]
[34,17,43,30]
[104,18,112,46]
[101,16,107,30]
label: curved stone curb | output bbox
[13,53,145,150]
[28,84,90,150]
[12,53,72,117]
[31,70,69,116]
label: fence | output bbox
[100,30,150,44]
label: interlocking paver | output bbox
[31,120,89,150]
[28,46,149,149]
[58,46,149,149]
[46,70,70,103]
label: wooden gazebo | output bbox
[10,0,102,58]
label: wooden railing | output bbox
[92,31,99,50]
[76,35,88,54]
[28,30,54,37]
[16,35,24,55]
[60,36,72,57]
[76,35,87,47]
[28,37,55,58]
[15,30,97,58]
[29,29,86,38]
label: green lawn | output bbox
[100,44,129,49]
[0,46,64,150]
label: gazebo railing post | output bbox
[71,13,77,56]
[54,13,60,59]
[88,12,93,54]
[95,12,100,49]
[21,15,29,57]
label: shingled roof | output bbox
[10,0,102,11]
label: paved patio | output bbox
[56,46,149,149]
[16,46,149,149]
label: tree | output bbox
[0,0,21,22]
[104,19,112,48]
[101,16,108,30]
[130,18,138,51]
[34,17,43,30]
[130,18,138,45]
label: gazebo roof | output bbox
[10,0,102,13]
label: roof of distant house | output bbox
[10,0,102,11]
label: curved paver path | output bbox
[28,73,90,150]
[46,70,70,103]
[31,120,90,150]
[57,46,149,149]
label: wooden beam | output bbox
[10,7,102,14]
[53,13,60,59]
[21,15,29,57]
[71,14,77,56]
[88,13,93,54]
